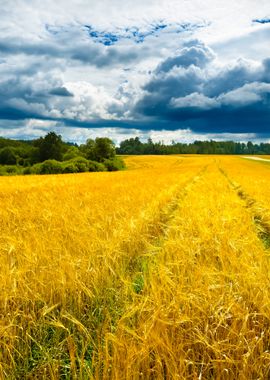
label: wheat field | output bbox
[1,155,270,379]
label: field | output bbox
[1,155,270,379]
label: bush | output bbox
[88,160,106,172]
[62,162,78,173]
[63,147,83,161]
[69,157,90,173]
[103,157,126,171]
[0,165,21,175]
[23,167,32,175]
[4,165,20,174]
[0,157,124,176]
[33,160,63,175]
[30,163,42,174]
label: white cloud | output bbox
[218,82,270,106]
[170,82,270,110]
[63,81,123,120]
[147,129,260,144]
[1,0,269,42]
[0,0,270,139]
[171,93,219,109]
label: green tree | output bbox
[92,138,116,162]
[80,138,96,160]
[63,146,82,161]
[118,137,143,154]
[79,137,116,162]
[247,141,254,154]
[38,132,63,162]
[0,147,17,165]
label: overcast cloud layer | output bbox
[0,0,270,143]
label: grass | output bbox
[1,155,270,379]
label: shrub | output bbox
[63,147,83,161]
[0,157,123,176]
[62,163,79,173]
[88,160,106,172]
[23,167,32,175]
[35,160,63,175]
[30,163,42,174]
[103,157,126,171]
[4,165,20,174]
[69,157,89,173]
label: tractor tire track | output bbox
[219,166,270,249]
[123,164,209,279]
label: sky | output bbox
[0,0,270,144]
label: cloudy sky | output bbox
[0,0,270,144]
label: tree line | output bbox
[1,133,270,176]
[0,132,125,175]
[116,137,270,155]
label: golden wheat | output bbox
[0,155,270,379]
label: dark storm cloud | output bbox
[134,41,270,134]
[203,62,263,97]
[0,106,46,121]
[135,65,206,118]
[164,104,270,133]
[263,58,270,82]
[0,68,76,123]
[156,43,214,73]
[0,28,270,137]
[49,87,74,97]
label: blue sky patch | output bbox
[253,18,270,24]
[84,23,170,45]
